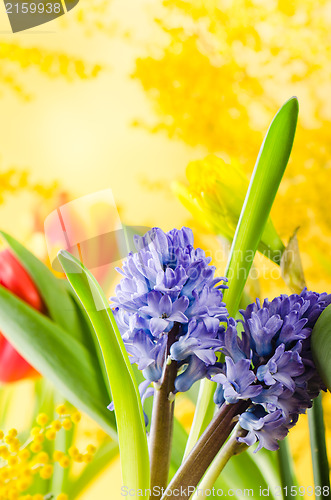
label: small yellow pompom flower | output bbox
[62,418,72,431]
[53,450,64,461]
[40,464,53,479]
[74,453,84,463]
[9,438,20,452]
[33,434,44,445]
[56,404,67,415]
[36,413,49,426]
[36,451,49,464]
[17,478,32,491]
[86,444,96,454]
[5,434,15,445]
[33,495,44,500]
[7,455,18,466]
[45,429,56,441]
[71,412,81,424]
[83,453,93,463]
[30,427,41,437]
[68,446,79,458]
[0,444,9,458]
[59,455,70,468]
[18,449,30,461]
[51,420,62,431]
[30,442,42,453]
[57,494,68,500]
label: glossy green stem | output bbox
[277,438,298,498]
[308,394,330,491]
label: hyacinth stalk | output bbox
[190,426,248,500]
[162,400,250,500]
[149,325,178,498]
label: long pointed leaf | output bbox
[310,305,331,490]
[185,97,299,455]
[311,304,331,391]
[224,97,299,315]
[308,395,330,491]
[58,250,150,496]
[0,287,116,438]
[0,231,85,345]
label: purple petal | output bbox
[159,294,172,316]
[150,317,169,336]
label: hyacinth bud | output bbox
[0,249,44,382]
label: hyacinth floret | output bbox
[211,289,331,452]
[111,227,228,403]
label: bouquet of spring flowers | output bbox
[0,98,330,499]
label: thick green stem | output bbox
[308,394,330,491]
[149,327,178,500]
[161,400,250,500]
[191,425,248,499]
[183,378,216,458]
[277,438,298,496]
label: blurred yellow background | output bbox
[0,0,331,498]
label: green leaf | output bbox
[311,303,331,391]
[58,250,150,495]
[310,306,331,491]
[183,380,215,458]
[224,97,298,317]
[277,439,299,497]
[0,231,86,346]
[308,395,330,491]
[0,286,116,439]
[185,97,299,455]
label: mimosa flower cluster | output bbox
[211,290,331,451]
[0,405,95,500]
[112,227,228,393]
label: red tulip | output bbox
[0,249,44,383]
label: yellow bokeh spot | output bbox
[36,413,49,427]
[56,404,67,416]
